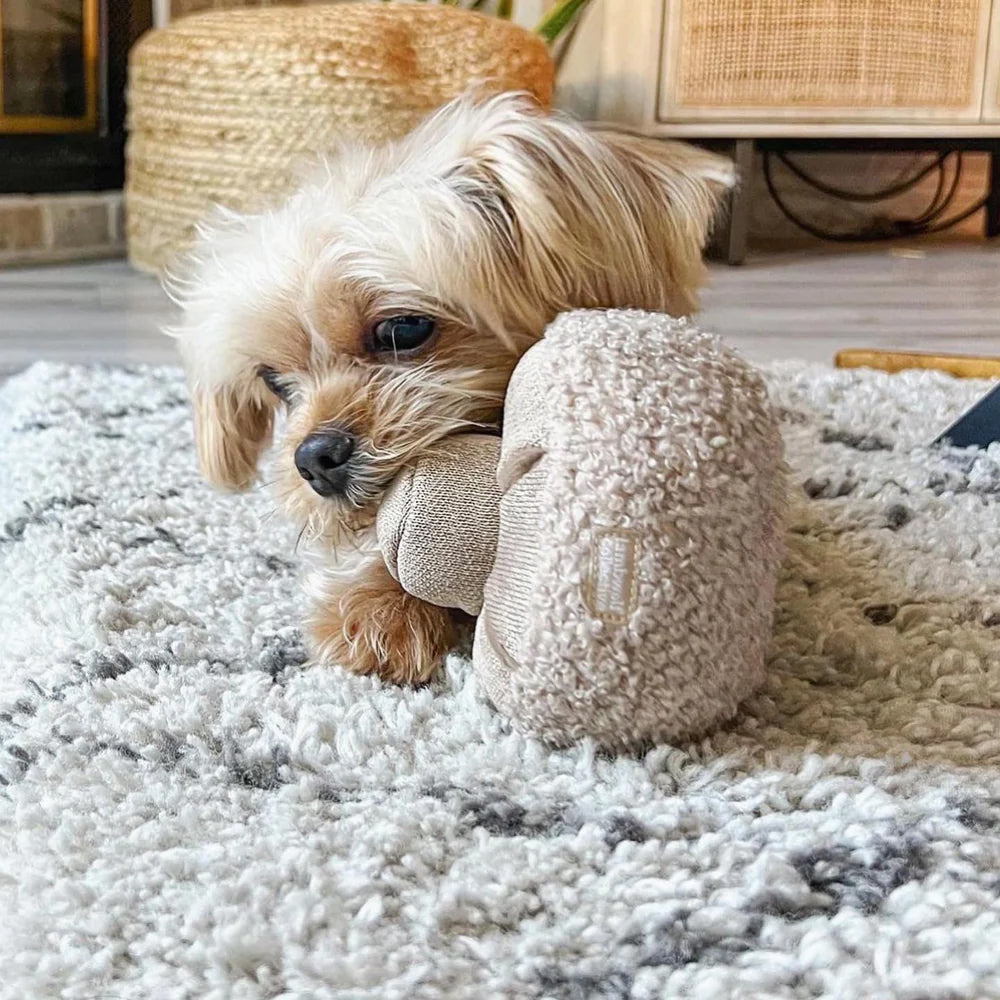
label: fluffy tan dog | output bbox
[170,92,734,684]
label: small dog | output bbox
[171,91,734,684]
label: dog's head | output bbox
[170,92,734,542]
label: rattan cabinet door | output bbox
[658,0,993,125]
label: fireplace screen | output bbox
[0,0,98,133]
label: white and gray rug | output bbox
[1,359,999,1000]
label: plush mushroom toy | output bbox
[376,310,787,750]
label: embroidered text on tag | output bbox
[585,528,638,623]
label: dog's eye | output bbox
[257,365,292,403]
[371,315,436,354]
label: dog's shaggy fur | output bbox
[170,92,734,683]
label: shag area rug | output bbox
[1,361,999,1000]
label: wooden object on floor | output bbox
[836,349,1000,379]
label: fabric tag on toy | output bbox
[583,528,638,624]
[934,384,1000,448]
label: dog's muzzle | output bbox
[294,430,356,497]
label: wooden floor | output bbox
[0,242,997,372]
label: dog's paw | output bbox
[310,571,455,684]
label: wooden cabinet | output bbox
[595,0,1000,137]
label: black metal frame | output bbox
[0,0,152,194]
[707,137,1000,265]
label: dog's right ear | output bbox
[166,210,277,492]
[187,379,274,491]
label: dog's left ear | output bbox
[594,127,736,256]
[433,94,735,324]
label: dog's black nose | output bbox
[294,431,355,496]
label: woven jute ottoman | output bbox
[125,2,554,276]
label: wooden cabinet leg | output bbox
[708,139,754,265]
[724,139,754,265]
[986,150,1000,239]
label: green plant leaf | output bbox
[496,0,514,19]
[535,0,590,42]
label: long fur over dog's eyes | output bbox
[408,96,734,344]
[168,91,734,494]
